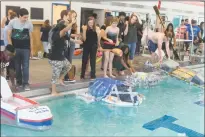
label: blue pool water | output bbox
[1,77,204,136]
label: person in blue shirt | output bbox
[184,19,190,27]
[186,20,201,40]
[185,20,201,54]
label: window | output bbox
[30,7,43,20]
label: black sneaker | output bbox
[6,76,9,81]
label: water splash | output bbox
[124,72,166,88]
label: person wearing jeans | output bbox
[124,14,139,67]
[15,48,30,86]
[127,42,137,60]
[7,8,33,91]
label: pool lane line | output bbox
[143,115,204,137]
[194,101,204,107]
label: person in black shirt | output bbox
[0,45,16,91]
[113,45,134,75]
[100,25,106,70]
[48,19,76,96]
[81,17,100,80]
[40,20,51,58]
[1,9,13,28]
[117,12,126,42]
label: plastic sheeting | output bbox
[125,72,165,88]
[88,78,124,101]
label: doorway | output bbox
[80,8,104,32]
[52,3,70,25]
[80,8,93,31]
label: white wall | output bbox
[93,9,105,27]
[1,1,51,21]
[71,1,156,33]
[1,1,203,32]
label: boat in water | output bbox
[76,78,145,107]
[1,76,53,131]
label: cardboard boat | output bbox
[1,76,53,131]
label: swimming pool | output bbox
[1,77,204,136]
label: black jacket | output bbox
[117,21,126,42]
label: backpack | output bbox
[47,27,55,57]
[48,27,55,48]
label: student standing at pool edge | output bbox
[65,10,83,82]
[80,17,100,80]
[102,17,120,78]
[48,19,76,96]
[7,8,33,91]
[124,14,139,68]
[57,10,83,82]
[40,20,51,58]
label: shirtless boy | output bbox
[141,27,172,63]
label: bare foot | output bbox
[11,85,17,93]
[104,75,109,78]
[110,74,116,78]
[51,92,59,96]
[119,71,125,76]
[58,80,66,86]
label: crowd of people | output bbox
[0,8,204,96]
[175,19,204,56]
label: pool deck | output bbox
[12,55,204,99]
[16,55,150,98]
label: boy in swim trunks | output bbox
[141,27,171,63]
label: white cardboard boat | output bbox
[1,76,53,131]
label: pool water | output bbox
[1,77,204,136]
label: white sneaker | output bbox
[24,85,30,91]
[68,79,76,83]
